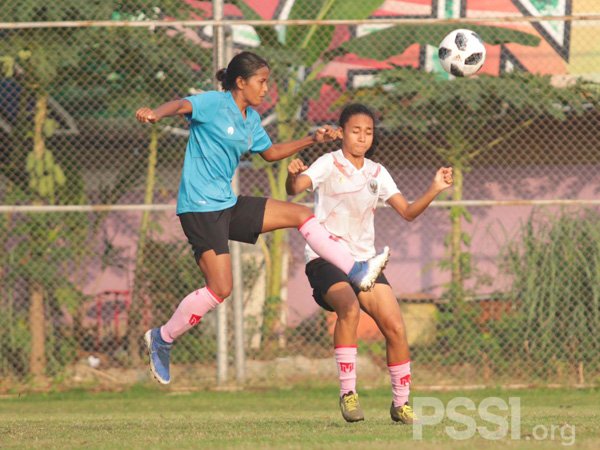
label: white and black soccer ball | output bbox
[438,29,486,77]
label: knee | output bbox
[207,282,232,300]
[296,205,313,224]
[337,301,361,325]
[383,322,407,343]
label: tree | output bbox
[0,1,212,376]
[0,1,117,382]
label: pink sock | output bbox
[160,287,223,343]
[335,346,358,396]
[389,360,411,407]
[298,216,354,274]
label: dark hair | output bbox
[339,103,378,158]
[215,51,270,91]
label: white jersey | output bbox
[303,149,401,262]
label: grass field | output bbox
[0,385,598,449]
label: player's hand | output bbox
[312,125,341,143]
[135,107,159,123]
[433,167,453,191]
[287,158,308,177]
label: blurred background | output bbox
[1,0,599,390]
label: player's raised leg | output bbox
[261,199,389,291]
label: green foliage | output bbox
[345,69,596,146]
[502,208,600,373]
[430,208,600,380]
[25,149,66,202]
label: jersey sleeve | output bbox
[303,153,334,191]
[378,165,402,202]
[184,91,222,123]
[249,110,273,153]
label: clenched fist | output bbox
[287,158,308,177]
[135,107,159,123]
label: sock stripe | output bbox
[334,345,358,349]
[206,286,224,303]
[388,359,410,367]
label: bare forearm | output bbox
[263,136,314,162]
[285,174,297,195]
[405,185,442,220]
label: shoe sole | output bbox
[343,416,365,423]
[358,247,390,292]
[144,330,170,385]
[391,416,418,424]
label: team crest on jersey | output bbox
[227,126,234,135]
[368,178,378,195]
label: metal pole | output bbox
[213,0,227,387]
[231,200,246,385]
[224,27,246,386]
[2,14,596,29]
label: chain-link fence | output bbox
[1,1,599,390]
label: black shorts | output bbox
[179,196,267,264]
[305,258,390,312]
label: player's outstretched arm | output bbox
[260,125,339,162]
[388,167,453,221]
[135,99,193,123]
[285,159,312,195]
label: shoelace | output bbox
[400,404,415,417]
[343,394,359,411]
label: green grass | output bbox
[0,386,599,449]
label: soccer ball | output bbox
[438,29,486,77]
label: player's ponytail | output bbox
[339,103,379,158]
[216,51,269,91]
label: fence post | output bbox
[213,0,228,387]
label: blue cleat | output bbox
[144,328,172,385]
[348,246,390,291]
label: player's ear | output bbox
[235,76,245,90]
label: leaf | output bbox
[286,0,383,65]
[54,284,85,315]
[231,0,282,47]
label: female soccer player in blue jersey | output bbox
[286,103,453,424]
[135,52,389,385]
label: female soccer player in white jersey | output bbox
[135,53,389,385]
[286,103,453,424]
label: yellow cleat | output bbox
[390,402,418,424]
[339,392,365,423]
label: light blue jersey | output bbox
[176,91,272,214]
